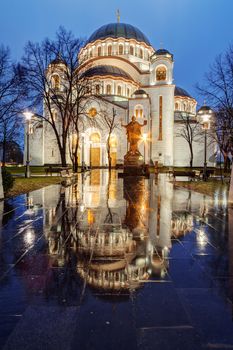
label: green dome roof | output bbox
[87,23,151,46]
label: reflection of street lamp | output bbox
[142,133,147,164]
[23,111,33,178]
[197,105,214,181]
[81,132,85,172]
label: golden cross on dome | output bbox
[116,9,120,23]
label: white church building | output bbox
[26,21,215,168]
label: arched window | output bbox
[90,133,100,143]
[96,84,100,95]
[127,88,130,97]
[108,45,112,56]
[156,66,167,81]
[119,44,124,55]
[130,45,134,55]
[139,48,143,59]
[175,102,179,110]
[135,105,143,119]
[117,85,122,96]
[97,46,102,56]
[183,103,187,112]
[90,49,93,58]
[106,84,112,95]
[51,74,60,89]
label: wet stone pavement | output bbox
[0,170,233,349]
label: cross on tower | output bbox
[116,9,120,23]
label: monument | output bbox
[121,116,147,176]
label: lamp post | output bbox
[24,112,33,178]
[197,105,214,181]
[142,133,147,164]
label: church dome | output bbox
[82,65,133,80]
[87,23,151,46]
[175,86,192,99]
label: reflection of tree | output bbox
[103,171,119,225]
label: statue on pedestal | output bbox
[121,116,147,171]
[121,116,147,154]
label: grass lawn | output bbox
[174,179,229,197]
[6,176,62,198]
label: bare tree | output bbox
[0,45,25,166]
[21,27,94,168]
[98,104,120,170]
[197,45,233,171]
[175,112,200,168]
[0,116,22,165]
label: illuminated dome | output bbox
[87,23,151,46]
[82,65,132,80]
[175,86,192,98]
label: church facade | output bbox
[26,22,215,167]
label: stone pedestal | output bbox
[123,150,144,175]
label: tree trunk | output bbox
[189,143,193,169]
[2,136,6,167]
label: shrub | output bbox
[2,167,14,192]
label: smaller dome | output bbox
[50,55,66,66]
[175,86,192,99]
[133,89,147,95]
[131,89,148,98]
[155,48,171,55]
[153,48,173,59]
[82,65,132,81]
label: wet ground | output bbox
[0,170,233,349]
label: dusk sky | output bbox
[0,0,232,103]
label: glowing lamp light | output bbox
[23,111,33,121]
[142,133,147,142]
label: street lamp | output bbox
[197,105,214,181]
[142,133,147,164]
[23,111,33,178]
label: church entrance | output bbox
[90,133,101,167]
[90,147,100,167]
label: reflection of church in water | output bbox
[31,171,195,292]
[27,20,215,167]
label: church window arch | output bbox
[156,66,167,81]
[175,102,179,110]
[90,132,100,143]
[119,44,124,55]
[127,87,130,97]
[117,85,122,96]
[97,46,102,56]
[134,104,144,119]
[107,45,112,56]
[106,84,112,95]
[130,45,134,55]
[90,49,93,58]
[139,48,143,59]
[96,84,100,95]
[51,74,60,90]
[183,103,187,111]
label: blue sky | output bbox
[0,0,233,102]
